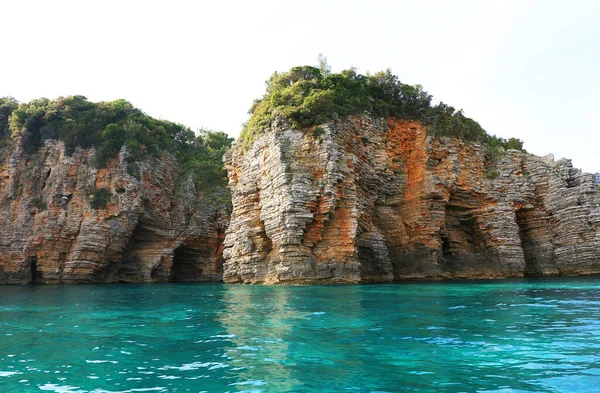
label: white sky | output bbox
[3,0,599,172]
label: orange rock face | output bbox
[223,115,600,284]
[0,139,229,284]
[2,115,598,285]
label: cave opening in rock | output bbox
[440,191,487,271]
[110,214,174,282]
[29,256,40,284]
[515,208,542,276]
[441,235,451,257]
[171,245,209,282]
[117,222,155,281]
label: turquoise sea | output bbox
[1,279,599,393]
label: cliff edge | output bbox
[0,96,231,284]
[0,140,229,284]
[2,67,599,285]
[223,115,600,284]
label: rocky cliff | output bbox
[0,137,229,284]
[2,107,599,286]
[223,116,600,284]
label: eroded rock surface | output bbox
[0,139,229,284]
[223,116,600,284]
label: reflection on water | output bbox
[218,286,299,390]
[218,285,364,391]
[0,278,599,392]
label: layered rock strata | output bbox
[223,116,600,284]
[0,139,229,284]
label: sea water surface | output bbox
[1,278,599,393]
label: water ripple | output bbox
[0,278,599,392]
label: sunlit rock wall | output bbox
[223,115,600,284]
[0,139,229,284]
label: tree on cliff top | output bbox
[238,65,525,155]
[0,97,18,143]
[4,96,233,194]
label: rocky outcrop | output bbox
[0,139,229,284]
[2,114,598,285]
[223,115,600,284]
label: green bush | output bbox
[312,127,325,138]
[0,97,18,143]
[239,64,528,159]
[32,198,47,211]
[240,67,437,148]
[3,96,234,200]
[178,129,233,197]
[482,135,527,179]
[90,188,112,210]
[485,165,500,180]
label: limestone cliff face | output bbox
[223,116,600,284]
[0,138,229,284]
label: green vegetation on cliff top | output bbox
[0,95,233,194]
[239,65,526,168]
[0,64,527,188]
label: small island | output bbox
[0,66,599,285]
